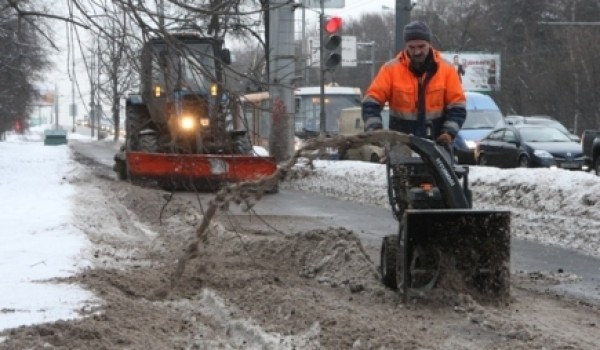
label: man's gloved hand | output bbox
[364,118,383,132]
[436,132,453,145]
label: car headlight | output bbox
[533,149,553,158]
[465,140,477,149]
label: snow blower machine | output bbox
[113,34,277,190]
[380,135,510,302]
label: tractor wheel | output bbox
[594,156,600,176]
[518,155,530,168]
[396,227,406,292]
[114,159,128,180]
[370,153,380,163]
[380,235,398,289]
[138,134,159,153]
[125,105,150,151]
[408,245,441,291]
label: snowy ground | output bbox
[1,126,600,349]
[0,127,98,331]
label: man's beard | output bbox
[409,50,432,76]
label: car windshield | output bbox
[519,127,572,142]
[462,110,504,129]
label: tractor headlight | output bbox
[180,115,196,130]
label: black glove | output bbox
[364,118,383,132]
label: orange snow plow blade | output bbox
[127,151,277,190]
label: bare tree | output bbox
[93,7,133,140]
[0,0,50,137]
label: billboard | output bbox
[441,52,501,92]
[32,84,55,106]
[301,0,345,8]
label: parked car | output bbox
[476,124,585,169]
[453,92,504,165]
[505,115,580,142]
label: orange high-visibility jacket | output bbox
[363,49,466,138]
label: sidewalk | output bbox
[0,127,96,331]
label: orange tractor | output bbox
[113,34,277,190]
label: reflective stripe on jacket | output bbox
[362,49,466,138]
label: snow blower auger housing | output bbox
[113,34,277,190]
[380,135,510,303]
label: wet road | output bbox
[70,139,600,304]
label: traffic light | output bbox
[323,16,342,70]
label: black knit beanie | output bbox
[404,21,432,42]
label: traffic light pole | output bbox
[395,0,412,54]
[319,0,326,136]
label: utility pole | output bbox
[69,6,77,133]
[319,0,325,136]
[96,38,102,140]
[71,78,76,132]
[90,45,96,138]
[268,0,295,162]
[71,44,77,133]
[54,84,59,129]
[395,0,412,55]
[302,6,308,85]
[158,0,165,31]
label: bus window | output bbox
[295,93,361,134]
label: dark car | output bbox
[505,115,580,142]
[476,124,585,169]
[453,92,504,165]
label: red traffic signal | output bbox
[325,16,342,34]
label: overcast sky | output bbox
[327,0,396,18]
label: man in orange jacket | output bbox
[362,21,466,145]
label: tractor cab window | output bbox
[151,43,217,95]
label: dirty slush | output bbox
[0,157,599,350]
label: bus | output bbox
[241,86,362,148]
